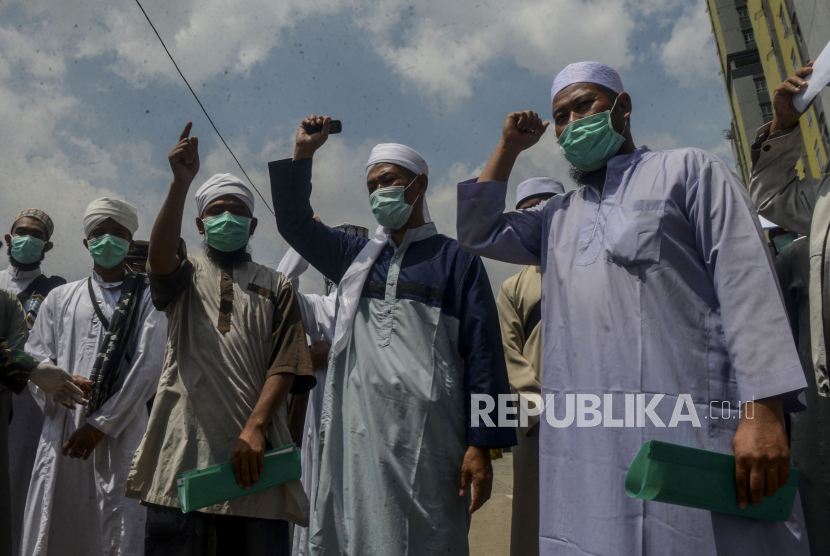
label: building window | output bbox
[792,49,798,69]
[817,141,826,170]
[743,30,755,46]
[754,77,768,93]
[738,7,749,21]
[807,110,813,128]
[781,7,789,33]
[761,103,774,121]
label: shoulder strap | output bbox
[16,274,48,305]
[87,277,111,331]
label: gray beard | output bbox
[201,241,250,267]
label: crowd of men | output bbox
[0,60,829,556]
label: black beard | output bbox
[7,246,44,271]
[568,165,607,187]
[202,241,250,268]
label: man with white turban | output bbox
[269,114,515,555]
[496,177,563,556]
[456,62,811,555]
[22,197,167,556]
[127,123,314,556]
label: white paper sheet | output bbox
[794,40,830,113]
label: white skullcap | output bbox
[516,177,565,209]
[83,198,139,238]
[366,143,429,178]
[551,61,624,103]
[194,173,255,217]
[366,143,432,223]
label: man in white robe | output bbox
[1,209,66,556]
[277,247,336,556]
[456,62,810,555]
[22,198,166,556]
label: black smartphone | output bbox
[306,119,342,134]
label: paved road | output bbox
[468,453,514,555]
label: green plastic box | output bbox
[176,444,301,513]
[625,440,798,522]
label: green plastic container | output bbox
[176,444,301,513]
[625,440,798,522]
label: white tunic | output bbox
[278,249,336,556]
[22,272,166,556]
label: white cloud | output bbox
[658,3,721,86]
[363,0,636,102]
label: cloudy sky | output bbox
[1,0,731,293]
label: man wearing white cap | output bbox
[269,115,516,555]
[127,123,315,556]
[2,209,68,556]
[21,197,167,556]
[457,62,810,554]
[496,177,563,556]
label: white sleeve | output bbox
[296,292,336,344]
[24,288,59,416]
[277,248,310,290]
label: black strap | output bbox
[87,277,111,330]
[16,274,48,305]
[523,300,543,340]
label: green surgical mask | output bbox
[11,235,45,265]
[202,212,252,252]
[558,96,627,171]
[88,234,130,269]
[369,176,419,230]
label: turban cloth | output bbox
[365,143,431,222]
[516,177,565,209]
[13,208,54,240]
[194,173,255,217]
[83,198,139,238]
[551,61,624,103]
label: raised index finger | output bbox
[180,121,193,141]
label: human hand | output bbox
[293,114,331,160]
[732,397,790,509]
[771,62,814,133]
[499,111,549,153]
[168,121,200,187]
[233,424,266,489]
[62,423,105,459]
[310,340,331,368]
[459,446,493,514]
[28,364,88,409]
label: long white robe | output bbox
[22,272,166,556]
[278,249,336,556]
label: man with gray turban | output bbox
[127,122,314,556]
[457,61,810,554]
[1,208,67,556]
[21,197,166,556]
[270,114,515,555]
[496,177,563,556]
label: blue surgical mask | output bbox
[88,235,130,269]
[11,235,45,265]
[369,176,419,230]
[202,212,252,252]
[558,96,627,171]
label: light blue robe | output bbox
[456,146,810,555]
[270,157,516,556]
